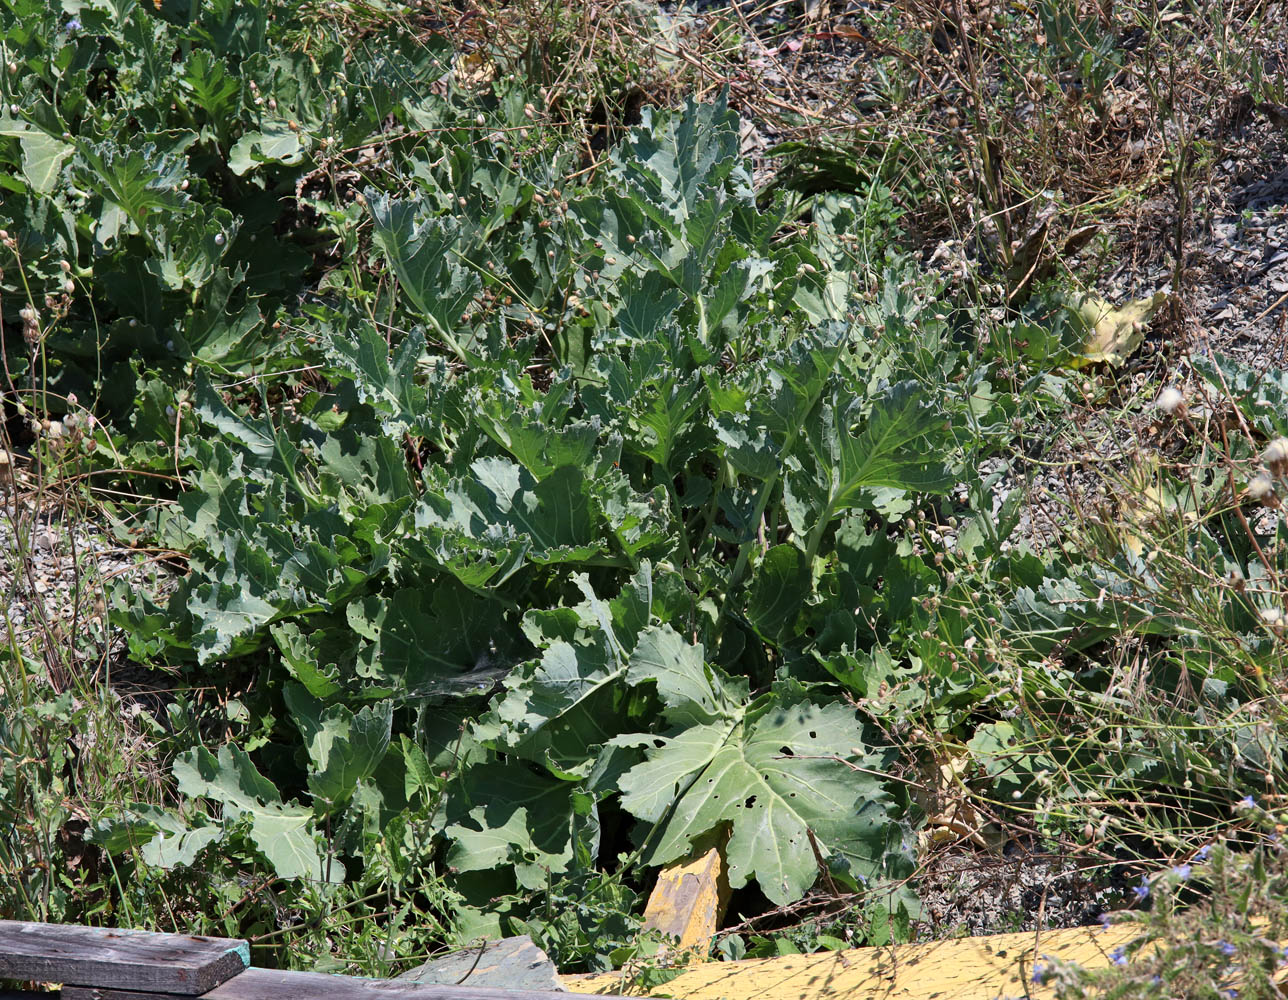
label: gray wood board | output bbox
[0,921,249,995]
[396,936,562,992]
[62,967,629,1000]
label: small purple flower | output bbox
[1196,844,1212,861]
[1133,876,1150,901]
[1225,990,1238,999]
[64,16,81,31]
[1150,976,1162,986]
[1110,947,1128,966]
[1240,794,1257,809]
[1171,863,1192,880]
[1097,912,1113,929]
[1218,941,1237,957]
[1032,964,1048,985]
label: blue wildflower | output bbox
[1171,863,1192,880]
[1225,990,1238,999]
[1150,976,1162,986]
[1097,912,1113,929]
[1240,794,1257,809]
[1133,876,1150,901]
[1218,941,1237,957]
[1196,844,1212,861]
[64,17,81,31]
[1032,964,1048,985]
[1110,947,1128,966]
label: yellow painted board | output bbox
[642,846,729,954]
[567,924,1141,1000]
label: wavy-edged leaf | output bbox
[368,195,481,357]
[346,585,512,699]
[617,693,894,904]
[403,459,605,588]
[786,379,953,540]
[284,686,393,808]
[445,761,599,891]
[480,568,652,771]
[173,745,333,881]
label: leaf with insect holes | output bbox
[616,686,896,905]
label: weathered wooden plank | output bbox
[566,923,1142,999]
[0,921,248,995]
[64,966,630,1000]
[396,936,562,991]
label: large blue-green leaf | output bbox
[479,568,653,772]
[320,322,429,439]
[284,687,393,809]
[402,459,605,587]
[346,585,513,699]
[0,116,73,194]
[173,745,333,881]
[369,196,482,359]
[617,693,895,904]
[786,379,954,542]
[445,761,599,891]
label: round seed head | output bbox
[1248,472,1276,504]
[1264,437,1288,472]
[1156,386,1186,416]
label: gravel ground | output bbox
[917,842,1128,939]
[1,490,177,693]
[1086,118,1288,366]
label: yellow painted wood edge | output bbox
[566,923,1141,1000]
[641,845,729,954]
